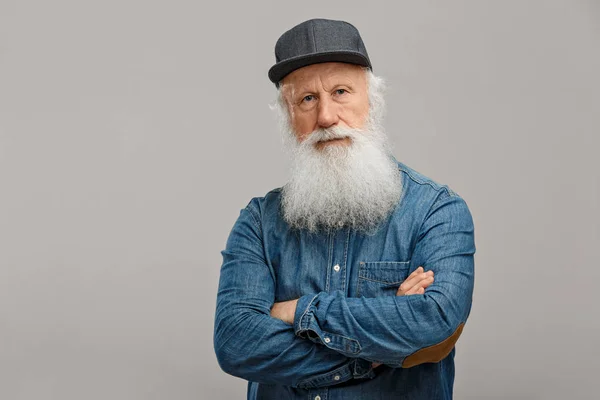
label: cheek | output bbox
[292,113,316,137]
[342,105,369,128]
[354,98,370,127]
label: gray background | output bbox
[1,0,598,399]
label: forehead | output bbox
[281,62,366,93]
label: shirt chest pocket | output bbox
[357,261,411,298]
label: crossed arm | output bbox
[214,190,475,387]
[272,266,435,324]
[270,266,435,368]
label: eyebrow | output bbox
[294,79,356,95]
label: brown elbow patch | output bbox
[402,322,465,368]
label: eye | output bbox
[302,94,315,102]
[335,89,347,95]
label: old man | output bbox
[214,18,476,400]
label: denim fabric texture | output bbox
[214,157,476,400]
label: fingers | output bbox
[396,267,423,292]
[397,266,433,292]
[403,277,433,295]
[403,286,423,296]
[402,276,434,295]
[396,266,434,296]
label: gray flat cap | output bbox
[268,18,372,86]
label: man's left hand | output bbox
[270,299,298,325]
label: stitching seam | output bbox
[297,293,319,333]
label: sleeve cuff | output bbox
[296,358,376,389]
[352,358,377,379]
[293,293,319,338]
[293,292,361,356]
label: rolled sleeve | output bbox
[294,292,362,356]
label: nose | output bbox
[316,96,339,129]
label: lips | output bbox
[319,137,346,143]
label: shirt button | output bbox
[334,375,340,381]
[315,396,321,400]
[324,337,331,343]
[333,264,340,272]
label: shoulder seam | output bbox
[244,200,264,236]
[398,165,461,198]
[415,186,464,241]
[398,165,442,191]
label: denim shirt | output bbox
[214,157,476,400]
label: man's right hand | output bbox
[372,266,434,368]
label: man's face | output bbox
[275,64,402,234]
[280,62,370,150]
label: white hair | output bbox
[269,67,402,235]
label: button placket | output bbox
[328,228,348,293]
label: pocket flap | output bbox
[358,261,411,284]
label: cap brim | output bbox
[268,51,372,86]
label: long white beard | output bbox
[279,118,403,235]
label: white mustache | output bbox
[303,126,357,146]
